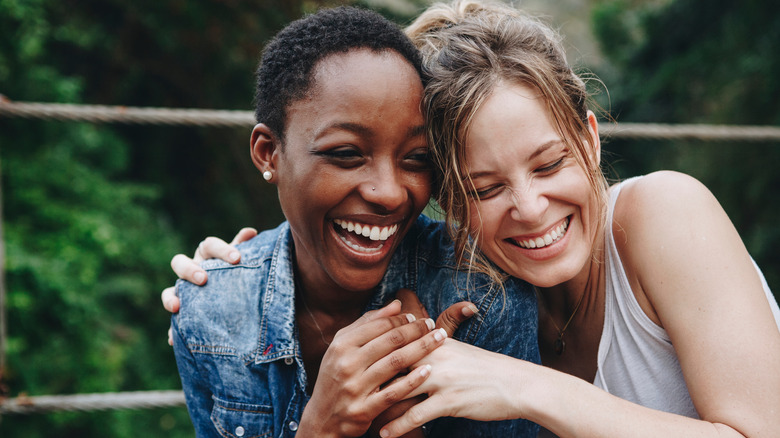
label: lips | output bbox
[510,216,570,249]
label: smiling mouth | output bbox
[333,219,400,253]
[510,217,570,249]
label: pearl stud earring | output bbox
[263,171,272,181]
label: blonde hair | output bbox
[407,0,608,285]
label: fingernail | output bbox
[420,364,432,377]
[425,318,435,330]
[463,304,479,317]
[228,251,240,263]
[391,299,401,307]
[433,327,447,341]
[380,429,390,438]
[193,271,206,284]
[406,313,417,323]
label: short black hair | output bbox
[254,6,423,140]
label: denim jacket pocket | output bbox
[210,396,274,438]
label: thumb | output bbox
[436,302,478,337]
[396,288,429,320]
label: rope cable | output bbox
[0,390,185,415]
[2,97,780,141]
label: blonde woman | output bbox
[375,1,780,436]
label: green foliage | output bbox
[591,0,780,297]
[0,0,290,436]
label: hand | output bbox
[379,339,529,438]
[162,227,257,344]
[297,300,449,438]
[366,289,478,436]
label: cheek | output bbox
[468,199,500,244]
[408,172,433,209]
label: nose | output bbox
[507,183,548,224]
[361,164,408,212]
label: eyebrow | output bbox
[466,139,565,180]
[315,122,427,140]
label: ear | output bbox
[585,110,601,167]
[250,123,281,183]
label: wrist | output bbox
[518,362,586,434]
[298,406,342,438]
[493,354,535,419]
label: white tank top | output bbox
[592,177,780,417]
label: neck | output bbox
[537,228,606,326]
[295,271,374,319]
[291,248,375,318]
[291,258,375,394]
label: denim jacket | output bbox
[172,215,539,438]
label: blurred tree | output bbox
[591,0,780,298]
[0,0,193,435]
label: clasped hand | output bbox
[161,230,479,437]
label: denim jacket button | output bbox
[284,357,294,365]
[235,426,245,437]
[288,421,299,431]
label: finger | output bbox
[161,286,181,313]
[171,254,207,285]
[228,227,258,246]
[396,289,429,320]
[195,236,240,264]
[360,318,435,363]
[348,299,403,331]
[167,327,174,346]
[368,396,427,438]
[380,396,445,438]
[366,365,432,423]
[435,301,478,337]
[335,312,419,348]
[366,327,447,382]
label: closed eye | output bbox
[471,184,502,200]
[537,157,565,173]
[404,149,431,171]
[316,147,364,167]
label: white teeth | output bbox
[342,237,383,253]
[333,219,399,242]
[516,217,569,249]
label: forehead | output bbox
[310,49,419,99]
[467,83,556,146]
[284,49,425,141]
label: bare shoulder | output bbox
[617,170,731,243]
[614,171,715,223]
[611,171,738,316]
